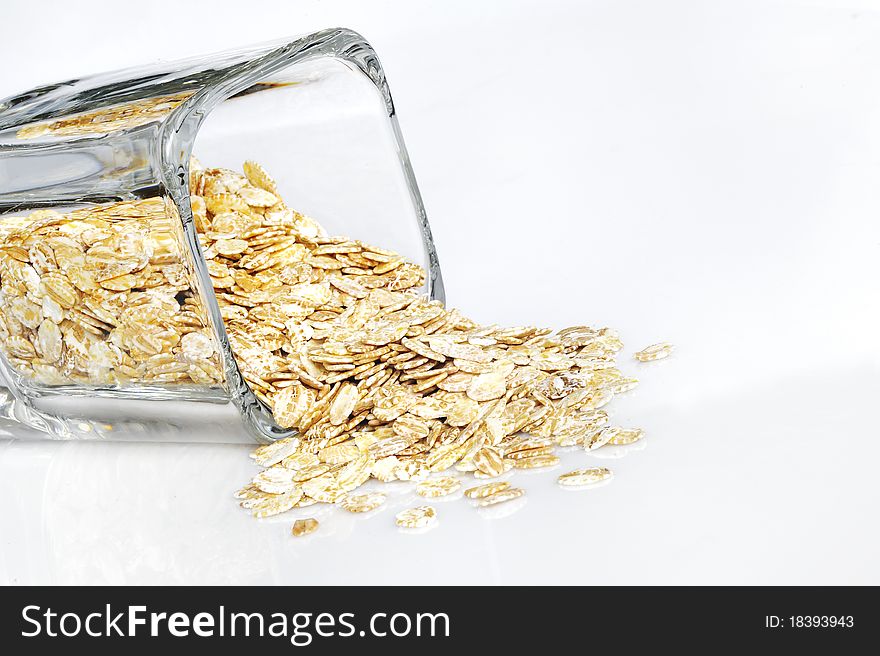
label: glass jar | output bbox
[0,29,443,443]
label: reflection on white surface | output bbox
[2,363,878,584]
[588,439,648,460]
[476,497,528,521]
[0,395,256,444]
[2,0,880,584]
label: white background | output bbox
[2,0,879,584]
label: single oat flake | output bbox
[251,488,304,518]
[395,506,437,529]
[477,487,525,507]
[512,454,560,469]
[416,476,461,498]
[607,428,644,445]
[292,517,319,537]
[557,467,613,487]
[473,446,505,477]
[339,492,387,513]
[464,481,511,499]
[634,342,674,362]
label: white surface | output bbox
[2,0,880,585]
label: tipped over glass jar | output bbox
[0,29,443,443]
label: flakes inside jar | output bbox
[0,197,224,389]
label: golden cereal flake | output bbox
[339,492,387,513]
[425,442,467,472]
[234,483,263,501]
[464,481,511,499]
[505,445,555,461]
[291,517,319,537]
[250,487,303,518]
[336,452,374,491]
[445,395,482,427]
[99,273,137,291]
[395,505,437,529]
[318,442,361,464]
[416,476,461,498]
[292,463,331,482]
[512,454,560,469]
[215,238,249,256]
[437,372,473,393]
[40,296,64,324]
[607,427,644,445]
[251,437,301,467]
[634,342,674,362]
[473,446,505,477]
[271,385,313,429]
[557,467,613,487]
[585,426,620,451]
[466,369,508,402]
[294,495,318,508]
[9,297,42,329]
[392,413,430,440]
[473,459,514,479]
[329,382,359,426]
[401,337,446,363]
[253,467,297,494]
[426,336,491,363]
[35,320,63,362]
[239,186,279,208]
[371,456,403,482]
[477,487,525,507]
[328,275,368,299]
[242,159,278,193]
[280,453,321,471]
[301,474,346,504]
[40,272,79,309]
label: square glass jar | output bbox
[0,29,443,443]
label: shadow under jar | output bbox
[0,29,443,443]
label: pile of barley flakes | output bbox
[0,157,672,536]
[198,161,673,534]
